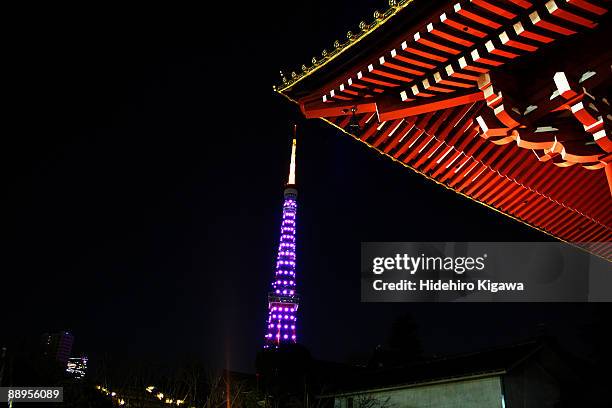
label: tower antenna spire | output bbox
[288,124,297,186]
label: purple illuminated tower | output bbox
[264,134,299,348]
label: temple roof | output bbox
[276,0,612,261]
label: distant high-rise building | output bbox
[263,131,300,348]
[41,331,74,365]
[66,356,87,380]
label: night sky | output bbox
[2,1,605,373]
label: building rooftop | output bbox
[320,338,578,396]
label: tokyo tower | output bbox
[263,129,300,348]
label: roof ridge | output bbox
[274,0,418,92]
[389,338,543,368]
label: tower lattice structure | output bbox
[264,135,300,348]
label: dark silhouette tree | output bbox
[387,313,423,356]
[369,313,423,369]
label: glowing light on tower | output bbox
[264,128,300,348]
[288,137,296,185]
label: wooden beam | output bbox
[377,90,483,121]
[301,99,377,119]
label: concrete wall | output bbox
[334,376,503,408]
